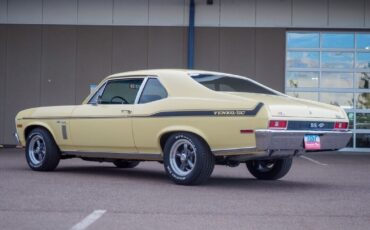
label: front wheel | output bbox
[246,158,292,180]
[25,128,60,171]
[163,133,215,185]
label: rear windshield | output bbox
[191,74,277,95]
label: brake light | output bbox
[334,122,348,130]
[268,120,288,129]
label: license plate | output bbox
[304,135,321,150]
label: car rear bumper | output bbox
[213,129,352,161]
[255,129,352,151]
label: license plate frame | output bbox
[304,134,321,150]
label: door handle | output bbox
[121,110,132,115]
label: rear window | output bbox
[191,74,277,95]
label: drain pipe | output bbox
[187,0,195,69]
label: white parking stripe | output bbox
[70,210,106,230]
[300,155,328,166]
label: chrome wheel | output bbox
[28,134,46,166]
[169,139,197,176]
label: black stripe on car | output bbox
[21,103,264,119]
[150,103,264,117]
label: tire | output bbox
[25,128,60,171]
[246,158,293,180]
[113,160,140,168]
[163,132,215,185]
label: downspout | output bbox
[187,0,195,69]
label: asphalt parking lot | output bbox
[0,148,370,230]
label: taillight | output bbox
[334,122,348,130]
[268,120,288,129]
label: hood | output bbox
[17,106,76,119]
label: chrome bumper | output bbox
[214,129,352,161]
[255,129,352,151]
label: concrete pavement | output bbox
[0,149,370,230]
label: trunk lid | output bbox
[227,92,346,119]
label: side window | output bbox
[139,78,167,104]
[100,79,144,104]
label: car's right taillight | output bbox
[268,120,288,130]
[334,122,348,130]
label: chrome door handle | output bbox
[121,110,132,114]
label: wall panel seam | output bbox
[290,0,293,27]
[41,0,44,24]
[6,0,8,23]
[327,0,329,27]
[77,0,80,25]
[146,26,149,68]
[74,26,79,104]
[147,0,149,25]
[2,25,8,143]
[252,0,255,26]
[112,0,115,25]
[110,26,113,74]
[39,25,44,106]
[364,0,366,27]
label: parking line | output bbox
[70,210,106,230]
[300,155,328,166]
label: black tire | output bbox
[163,132,215,185]
[113,160,140,168]
[246,158,293,180]
[25,128,60,171]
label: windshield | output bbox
[191,74,277,95]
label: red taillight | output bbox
[268,120,288,129]
[334,122,348,130]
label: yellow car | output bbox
[14,69,351,185]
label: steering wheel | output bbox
[110,96,128,104]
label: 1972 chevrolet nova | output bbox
[14,69,352,185]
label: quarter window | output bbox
[192,75,277,95]
[139,78,167,104]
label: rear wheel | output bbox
[246,158,292,180]
[163,132,215,185]
[25,128,60,171]
[113,160,140,168]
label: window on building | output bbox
[286,32,370,150]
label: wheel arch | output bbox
[158,127,211,154]
[23,122,57,144]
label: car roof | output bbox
[83,69,282,104]
[104,69,229,80]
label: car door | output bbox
[132,78,169,155]
[69,77,145,153]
